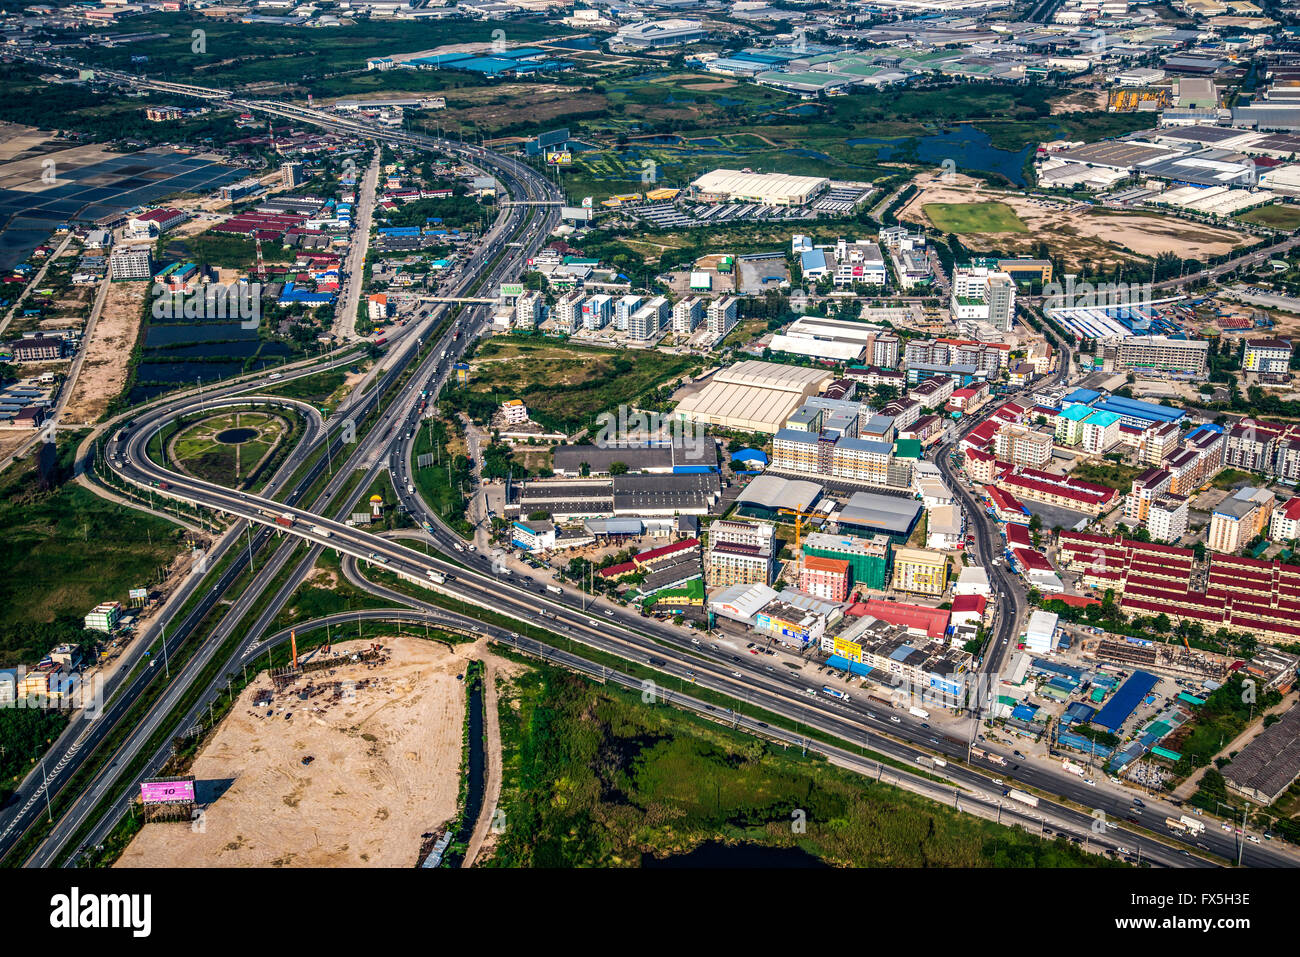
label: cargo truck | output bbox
[908,706,929,719]
[822,686,849,701]
[546,584,562,595]
[312,525,331,538]
[1166,817,1188,833]
[1006,789,1038,808]
[426,570,446,585]
[1179,815,1205,835]
[275,513,295,528]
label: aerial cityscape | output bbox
[0,0,1293,911]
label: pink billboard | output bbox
[140,779,195,804]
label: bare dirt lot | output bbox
[61,281,148,425]
[901,172,1248,267]
[116,636,469,868]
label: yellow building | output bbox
[891,546,949,597]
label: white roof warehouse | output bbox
[691,169,830,207]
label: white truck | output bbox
[908,706,929,720]
[546,584,562,595]
[426,570,446,585]
[312,524,332,538]
[1006,788,1039,808]
[1179,815,1206,835]
[1062,759,1085,776]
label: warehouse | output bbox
[691,169,830,207]
[835,490,922,543]
[733,473,824,520]
[1222,703,1300,804]
[551,439,718,476]
[674,360,834,433]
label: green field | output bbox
[923,201,1028,234]
[488,665,1121,868]
[1068,460,1144,492]
[0,438,186,666]
[170,411,288,489]
[1237,204,1300,231]
[447,336,697,434]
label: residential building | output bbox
[628,296,669,340]
[1115,336,1209,379]
[582,294,612,330]
[84,601,122,633]
[994,424,1053,469]
[706,519,776,587]
[501,399,529,425]
[1124,466,1172,525]
[891,546,948,597]
[554,292,584,333]
[1208,486,1275,553]
[1243,339,1293,375]
[706,296,739,339]
[1080,409,1122,455]
[673,296,704,335]
[800,555,851,602]
[1140,421,1182,466]
[1270,496,1300,543]
[109,246,153,281]
[1147,492,1189,544]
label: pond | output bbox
[847,123,1033,186]
[216,428,258,444]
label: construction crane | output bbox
[290,628,299,671]
[777,503,820,574]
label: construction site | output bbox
[115,636,469,868]
[1079,635,1236,683]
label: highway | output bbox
[6,54,1295,869]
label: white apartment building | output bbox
[993,424,1053,469]
[628,296,669,340]
[615,294,643,332]
[706,296,739,339]
[1147,492,1188,544]
[554,292,584,333]
[950,266,1016,331]
[673,296,704,335]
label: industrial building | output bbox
[690,169,829,207]
[673,360,834,433]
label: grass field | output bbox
[488,665,1120,868]
[1069,460,1144,492]
[922,201,1028,234]
[170,411,288,489]
[460,337,696,433]
[1237,204,1300,231]
[0,439,185,664]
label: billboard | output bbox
[581,196,593,209]
[546,151,573,166]
[561,206,593,223]
[140,778,195,804]
[499,283,525,298]
[833,636,863,663]
[128,588,148,600]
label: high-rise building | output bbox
[799,555,851,602]
[706,296,739,340]
[803,531,891,591]
[280,161,306,188]
[1208,486,1274,553]
[1147,493,1188,544]
[673,296,703,335]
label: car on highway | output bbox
[889,715,901,724]
[731,671,742,678]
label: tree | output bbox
[1153,613,1172,634]
[609,461,629,476]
